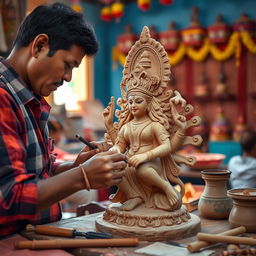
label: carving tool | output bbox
[75,134,128,164]
[75,134,97,149]
[26,224,113,239]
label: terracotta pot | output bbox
[228,188,256,232]
[198,169,232,219]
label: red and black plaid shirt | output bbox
[0,57,61,238]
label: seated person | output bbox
[0,3,127,237]
[228,130,256,188]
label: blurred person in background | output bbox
[228,129,256,188]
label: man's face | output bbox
[27,44,85,97]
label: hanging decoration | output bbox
[160,22,180,51]
[240,31,256,54]
[98,0,175,22]
[159,0,173,5]
[137,0,151,11]
[233,13,255,36]
[234,14,256,54]
[148,25,159,40]
[182,7,206,47]
[113,12,256,67]
[101,6,112,22]
[111,1,124,20]
[71,0,83,13]
[208,14,231,44]
[117,24,138,54]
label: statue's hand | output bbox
[171,102,187,130]
[103,96,115,129]
[129,154,148,167]
[170,90,186,107]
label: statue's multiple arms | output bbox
[170,102,187,152]
[170,90,186,107]
[103,96,118,144]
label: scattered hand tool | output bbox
[26,224,113,239]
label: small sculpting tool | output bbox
[75,134,97,150]
[76,134,128,163]
[26,224,113,239]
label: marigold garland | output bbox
[113,31,256,67]
[112,47,126,67]
[240,31,256,54]
[186,38,210,62]
[209,32,238,61]
[168,43,186,65]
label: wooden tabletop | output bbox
[19,210,232,256]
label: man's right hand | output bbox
[81,150,127,189]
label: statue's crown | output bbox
[121,26,171,98]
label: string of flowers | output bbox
[112,31,256,67]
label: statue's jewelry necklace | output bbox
[129,119,151,153]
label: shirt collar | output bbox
[0,57,45,106]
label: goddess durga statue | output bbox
[97,26,202,239]
[96,27,202,240]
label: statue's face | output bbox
[128,94,148,118]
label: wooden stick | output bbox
[197,233,256,246]
[26,224,73,237]
[187,226,246,253]
[14,238,139,250]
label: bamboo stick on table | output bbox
[197,233,256,246]
[187,226,246,253]
[14,238,139,250]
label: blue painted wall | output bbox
[82,0,256,107]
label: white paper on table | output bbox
[135,242,214,256]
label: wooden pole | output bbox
[14,238,139,250]
[187,226,246,252]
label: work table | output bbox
[15,211,233,256]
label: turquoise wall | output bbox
[83,0,256,107]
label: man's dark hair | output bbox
[240,130,256,153]
[12,2,98,56]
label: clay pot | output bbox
[198,169,233,219]
[228,188,256,232]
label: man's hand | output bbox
[72,141,113,168]
[82,150,127,188]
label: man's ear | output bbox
[31,34,49,57]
